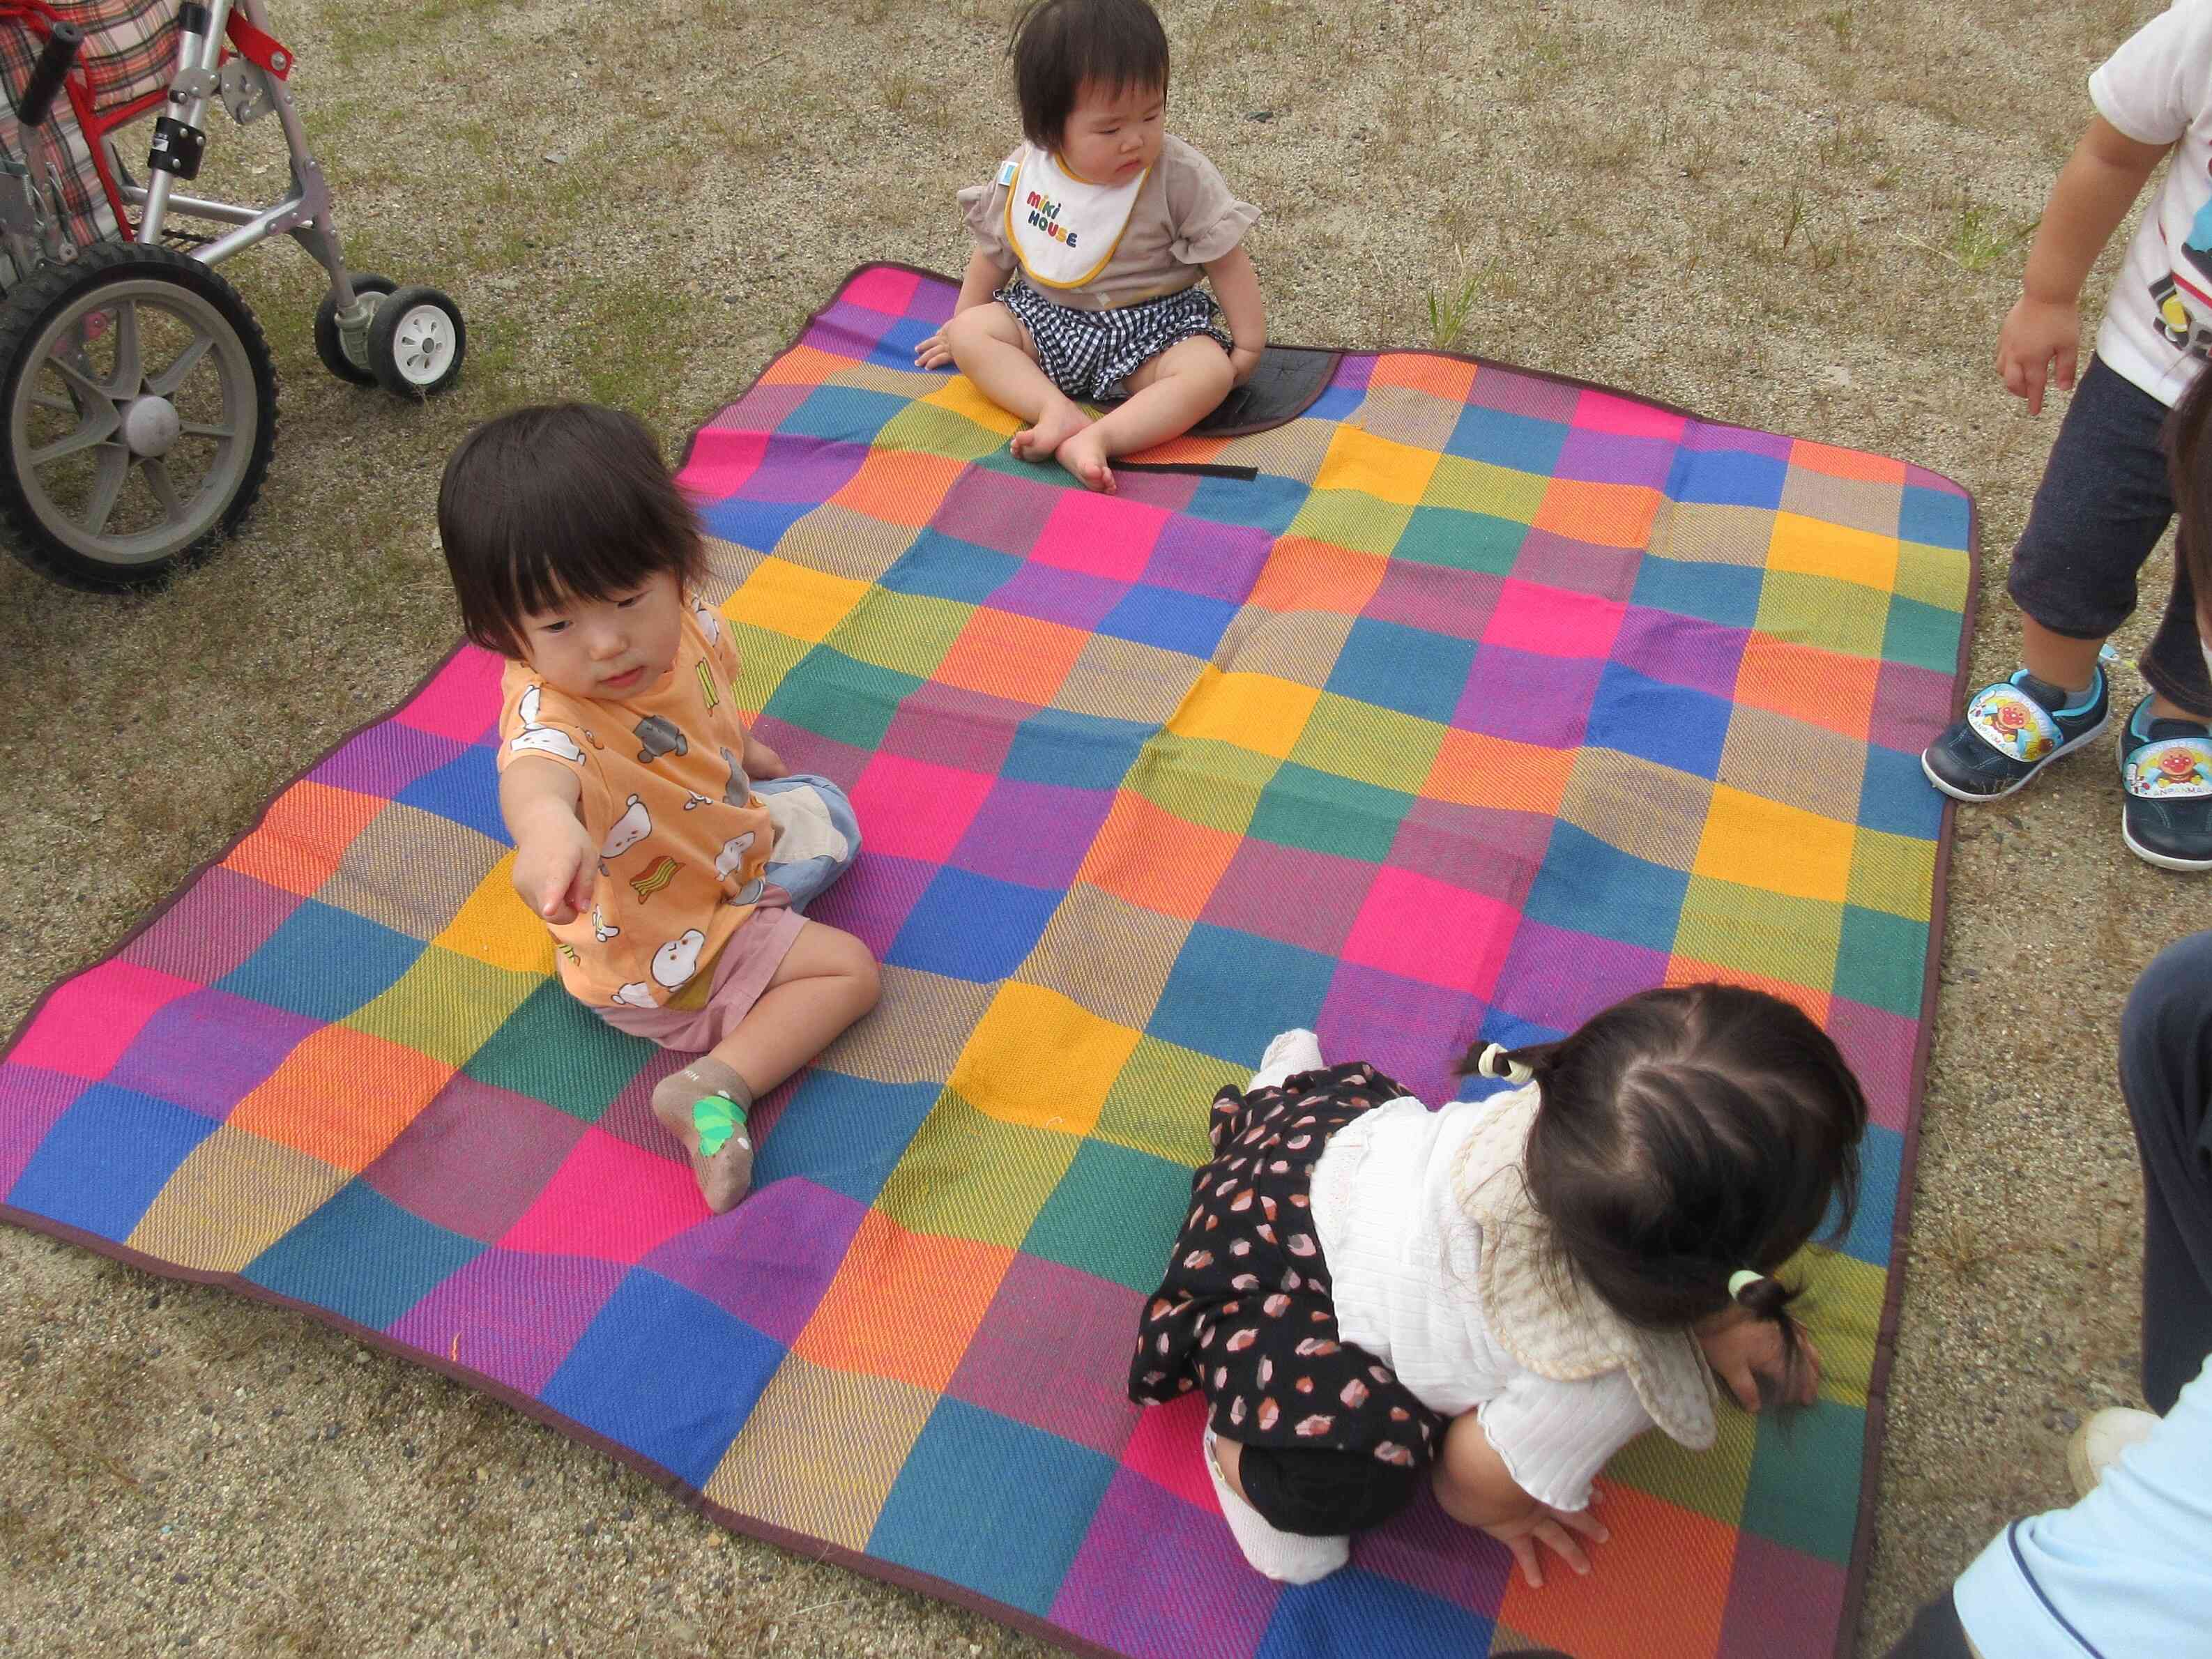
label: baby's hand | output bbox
[1996,294,2080,416]
[913,327,956,371]
[1229,344,1264,386]
[1695,1306,1822,1411]
[742,734,788,781]
[512,818,597,926]
[1478,1499,1608,1589]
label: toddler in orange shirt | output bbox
[438,404,880,1213]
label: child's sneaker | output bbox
[2119,696,2212,871]
[1921,667,2110,801]
[2066,1406,2158,1498]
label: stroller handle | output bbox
[15,20,83,130]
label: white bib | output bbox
[1002,144,1147,291]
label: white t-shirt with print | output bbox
[2093,0,2212,405]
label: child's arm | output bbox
[1433,1412,1610,1589]
[1999,115,2171,415]
[500,757,597,924]
[740,729,788,781]
[915,249,1014,369]
[1206,245,1267,385]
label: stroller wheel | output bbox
[0,243,277,592]
[367,285,465,398]
[312,272,395,385]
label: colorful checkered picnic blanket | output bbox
[0,264,1972,1659]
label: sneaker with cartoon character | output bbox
[1921,666,2111,802]
[2119,696,2212,871]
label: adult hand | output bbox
[1996,294,2080,415]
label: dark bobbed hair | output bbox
[1010,0,1170,149]
[436,403,706,659]
[2165,359,2212,631]
[1460,984,1867,1392]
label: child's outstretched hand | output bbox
[1695,1305,1823,1411]
[512,818,597,926]
[1478,1500,1610,1590]
[913,327,956,371]
[1997,293,2080,416]
[1230,343,1264,386]
[1435,1411,1608,1589]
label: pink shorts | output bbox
[592,903,809,1053]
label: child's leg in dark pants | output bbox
[1886,932,2212,1658]
[2119,930,2212,1413]
[2006,356,2187,706]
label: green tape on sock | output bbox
[692,1092,747,1156]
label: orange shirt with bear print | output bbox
[494,592,774,1010]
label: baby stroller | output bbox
[0,0,464,590]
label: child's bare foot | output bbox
[650,1060,756,1213]
[1055,425,1116,494]
[1011,401,1091,465]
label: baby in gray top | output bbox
[914,0,1266,494]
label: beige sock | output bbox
[650,1060,756,1214]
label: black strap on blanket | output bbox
[1113,460,1260,480]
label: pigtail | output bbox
[1730,1269,1814,1413]
[1482,984,1863,1415]
[1455,1038,1560,1083]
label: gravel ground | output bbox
[0,1,2181,1655]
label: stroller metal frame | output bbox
[0,0,463,589]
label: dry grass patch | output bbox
[0,0,2188,1656]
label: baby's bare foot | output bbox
[1011,402,1091,464]
[650,1062,755,1214]
[1055,426,1116,494]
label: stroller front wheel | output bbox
[312,272,396,385]
[0,243,278,591]
[366,285,464,398]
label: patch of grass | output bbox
[3,1346,151,1494]
[1220,0,1295,37]
[1922,1216,2029,1279]
[1905,201,2036,275]
[880,69,920,115]
[1948,202,2031,272]
[1425,254,1488,353]
[1435,199,1484,247]
[1546,112,1649,178]
[1817,112,1880,171]
[417,0,524,24]
[1824,3,1854,49]
[1780,181,1808,254]
[236,1601,349,1659]
[1803,226,1861,275]
[565,279,715,409]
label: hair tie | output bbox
[1474,1043,1534,1085]
[1727,1270,1764,1300]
